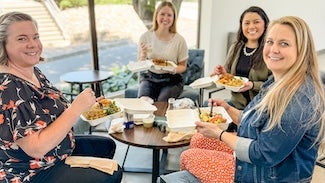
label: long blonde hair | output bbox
[255,16,325,146]
[152,1,177,33]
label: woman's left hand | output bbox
[195,121,222,139]
[238,81,253,92]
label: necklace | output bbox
[243,46,257,56]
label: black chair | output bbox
[72,135,123,182]
[124,49,205,103]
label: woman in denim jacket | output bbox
[187,16,325,182]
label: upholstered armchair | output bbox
[124,49,205,102]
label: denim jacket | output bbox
[234,76,321,183]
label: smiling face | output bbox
[241,12,265,44]
[156,5,175,30]
[5,21,42,68]
[263,24,297,80]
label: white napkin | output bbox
[163,130,196,143]
[65,156,118,175]
[109,118,125,134]
[174,98,195,109]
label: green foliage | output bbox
[56,0,132,9]
[101,65,138,93]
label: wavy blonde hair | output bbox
[152,0,177,33]
[255,16,325,147]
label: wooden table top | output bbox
[109,101,190,149]
[153,101,168,116]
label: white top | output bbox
[138,30,188,74]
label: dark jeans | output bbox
[138,71,184,102]
[30,135,123,183]
[139,80,184,102]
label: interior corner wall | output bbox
[199,0,325,76]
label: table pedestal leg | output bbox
[152,149,160,183]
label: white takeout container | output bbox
[166,109,199,132]
[153,60,177,72]
[199,106,232,130]
[127,60,153,72]
[189,75,219,89]
[80,111,123,126]
[215,76,248,92]
[114,98,157,114]
[166,107,232,132]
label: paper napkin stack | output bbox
[163,130,196,143]
[65,156,118,175]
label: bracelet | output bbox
[219,130,226,141]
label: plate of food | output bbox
[127,60,153,72]
[80,98,123,126]
[198,106,232,130]
[189,75,219,89]
[152,58,177,72]
[214,73,248,92]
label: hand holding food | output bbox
[211,65,226,76]
[82,98,121,120]
[199,111,227,124]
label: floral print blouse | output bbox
[0,67,74,183]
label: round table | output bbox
[60,70,112,97]
[109,102,190,183]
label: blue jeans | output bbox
[159,170,201,183]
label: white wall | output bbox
[200,0,325,76]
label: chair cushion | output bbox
[124,86,139,98]
[73,135,116,159]
[182,49,205,85]
[178,85,200,102]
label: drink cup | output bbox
[146,43,152,55]
[143,114,155,128]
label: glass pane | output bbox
[1,0,198,95]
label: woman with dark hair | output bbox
[137,0,188,102]
[163,6,271,182]
[215,6,271,110]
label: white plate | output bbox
[189,75,219,89]
[127,60,153,72]
[153,60,177,72]
[215,76,248,92]
[198,106,232,130]
[166,109,199,132]
[114,98,157,114]
[80,111,123,126]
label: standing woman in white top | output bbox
[137,0,188,102]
